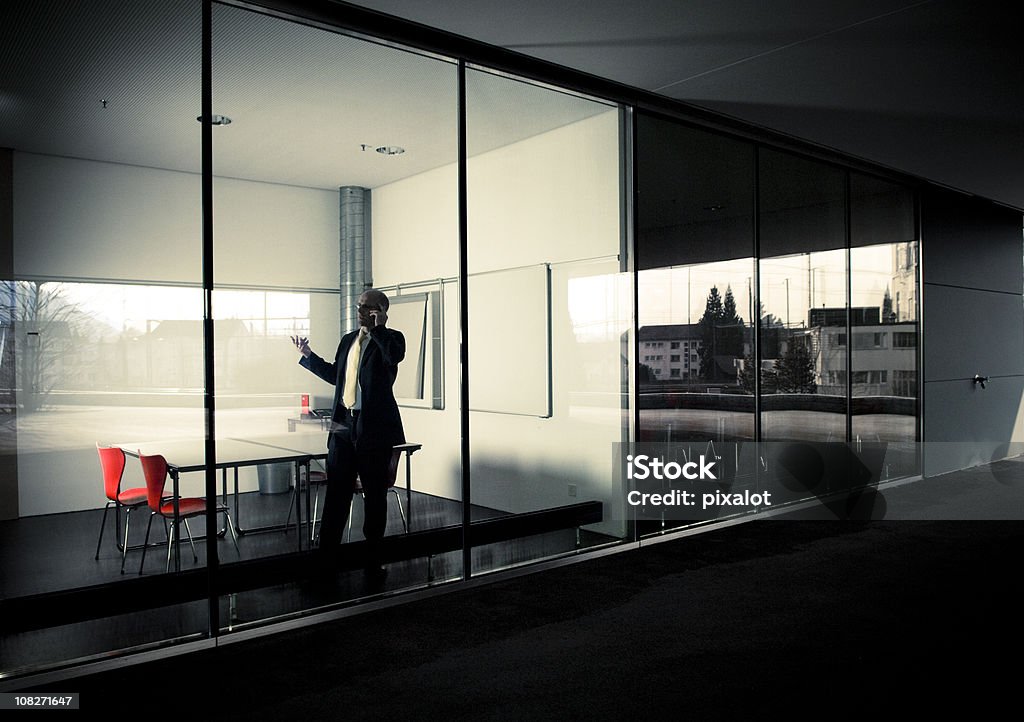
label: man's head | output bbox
[357,288,389,328]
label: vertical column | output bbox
[339,186,372,334]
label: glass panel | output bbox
[636,115,755,533]
[850,174,919,480]
[466,68,629,573]
[758,150,848,504]
[0,0,206,673]
[758,150,847,437]
[210,2,462,622]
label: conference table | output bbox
[118,434,421,572]
[120,434,327,570]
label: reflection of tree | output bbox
[738,351,758,393]
[698,285,744,381]
[774,341,816,393]
[0,283,14,413]
[882,286,895,323]
[12,282,89,411]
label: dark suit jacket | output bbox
[299,325,406,452]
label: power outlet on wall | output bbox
[568,484,577,498]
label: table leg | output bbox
[297,460,307,551]
[218,467,228,537]
[233,466,243,534]
[405,450,412,533]
[171,468,181,572]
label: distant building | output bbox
[807,307,917,396]
[638,324,702,380]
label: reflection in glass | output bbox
[635,116,756,533]
[758,149,847,445]
[636,116,755,452]
[638,261,755,444]
[850,174,918,479]
[759,249,847,442]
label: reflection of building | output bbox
[638,324,701,379]
[809,306,881,327]
[808,307,917,397]
[891,242,918,322]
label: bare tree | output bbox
[11,281,86,411]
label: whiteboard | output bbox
[468,264,551,416]
[387,294,427,401]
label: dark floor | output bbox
[0,484,508,596]
[0,483,610,674]
[13,457,1024,717]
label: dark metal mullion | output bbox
[201,0,220,636]
[457,59,472,579]
[752,146,762,445]
[625,107,638,544]
[845,172,853,446]
[914,189,924,475]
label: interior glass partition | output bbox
[465,67,630,572]
[0,0,208,672]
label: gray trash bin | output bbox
[257,463,291,495]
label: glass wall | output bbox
[210,3,462,615]
[0,0,209,669]
[465,68,630,572]
[0,0,921,682]
[636,116,756,530]
[636,114,920,528]
[850,173,919,479]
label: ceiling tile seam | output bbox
[651,0,937,93]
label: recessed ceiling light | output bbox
[376,146,405,155]
[196,114,232,125]
[703,204,725,211]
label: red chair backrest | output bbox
[138,453,169,512]
[97,446,127,502]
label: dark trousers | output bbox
[317,417,392,566]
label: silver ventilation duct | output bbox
[339,186,372,334]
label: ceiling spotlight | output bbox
[196,114,232,125]
[703,204,725,212]
[376,145,405,155]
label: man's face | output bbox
[357,292,382,327]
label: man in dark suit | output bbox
[292,288,405,579]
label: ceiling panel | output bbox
[349,0,1024,210]
[0,0,610,191]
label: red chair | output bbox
[94,445,149,574]
[137,453,240,574]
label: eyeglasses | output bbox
[357,304,381,312]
